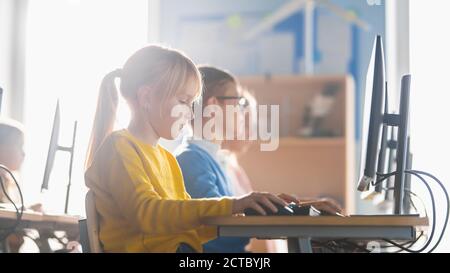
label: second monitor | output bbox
[357,34,412,215]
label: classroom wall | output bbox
[158,0,386,214]
[0,0,28,121]
[0,0,14,117]
[158,0,385,144]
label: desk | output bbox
[201,215,429,253]
[0,208,80,252]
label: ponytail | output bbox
[85,69,122,169]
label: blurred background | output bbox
[0,0,449,252]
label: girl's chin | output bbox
[166,124,187,139]
[161,130,180,140]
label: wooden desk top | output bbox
[0,208,80,224]
[0,208,80,235]
[201,215,429,227]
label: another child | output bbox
[219,88,257,196]
[0,118,25,204]
[0,118,31,253]
[175,66,252,253]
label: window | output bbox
[409,0,450,252]
[22,0,148,216]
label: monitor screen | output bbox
[41,100,60,191]
[357,35,386,192]
[0,87,3,114]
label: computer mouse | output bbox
[244,203,294,216]
[287,203,316,216]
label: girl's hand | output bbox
[232,192,288,215]
[277,194,344,215]
[299,198,344,215]
[28,203,44,213]
[278,193,300,204]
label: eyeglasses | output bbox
[215,96,249,108]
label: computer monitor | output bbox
[41,100,77,214]
[41,100,61,192]
[376,122,413,213]
[357,34,412,214]
[382,127,397,202]
[359,76,412,214]
[403,137,413,214]
[392,75,411,214]
[374,86,389,195]
[357,35,386,192]
[0,87,3,114]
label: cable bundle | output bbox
[373,170,449,253]
[0,164,24,242]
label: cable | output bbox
[314,170,442,254]
[382,187,428,218]
[372,171,398,187]
[410,170,449,253]
[311,240,341,253]
[312,239,370,253]
[386,170,449,253]
[376,171,398,182]
[369,186,426,252]
[323,169,447,253]
[381,171,436,253]
[315,174,424,253]
[367,171,435,252]
[0,164,24,242]
[335,240,371,253]
[391,231,425,253]
[405,190,425,216]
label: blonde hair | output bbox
[85,45,201,169]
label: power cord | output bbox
[412,170,449,253]
[319,189,425,253]
[0,164,24,242]
[371,169,449,253]
[372,170,435,253]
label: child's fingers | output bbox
[257,196,279,213]
[265,193,288,207]
[300,199,343,213]
[249,202,267,216]
[278,193,299,204]
[314,202,341,214]
[319,204,337,214]
[321,200,343,213]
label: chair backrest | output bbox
[85,190,103,253]
[78,219,90,253]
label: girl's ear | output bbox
[205,96,220,118]
[206,96,219,106]
[136,85,152,107]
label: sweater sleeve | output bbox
[103,136,233,236]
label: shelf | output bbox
[237,75,355,221]
[278,137,345,146]
[253,137,345,147]
[240,75,354,86]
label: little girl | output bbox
[84,45,296,253]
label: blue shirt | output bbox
[175,139,250,253]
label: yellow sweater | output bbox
[85,129,233,253]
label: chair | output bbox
[82,190,103,253]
